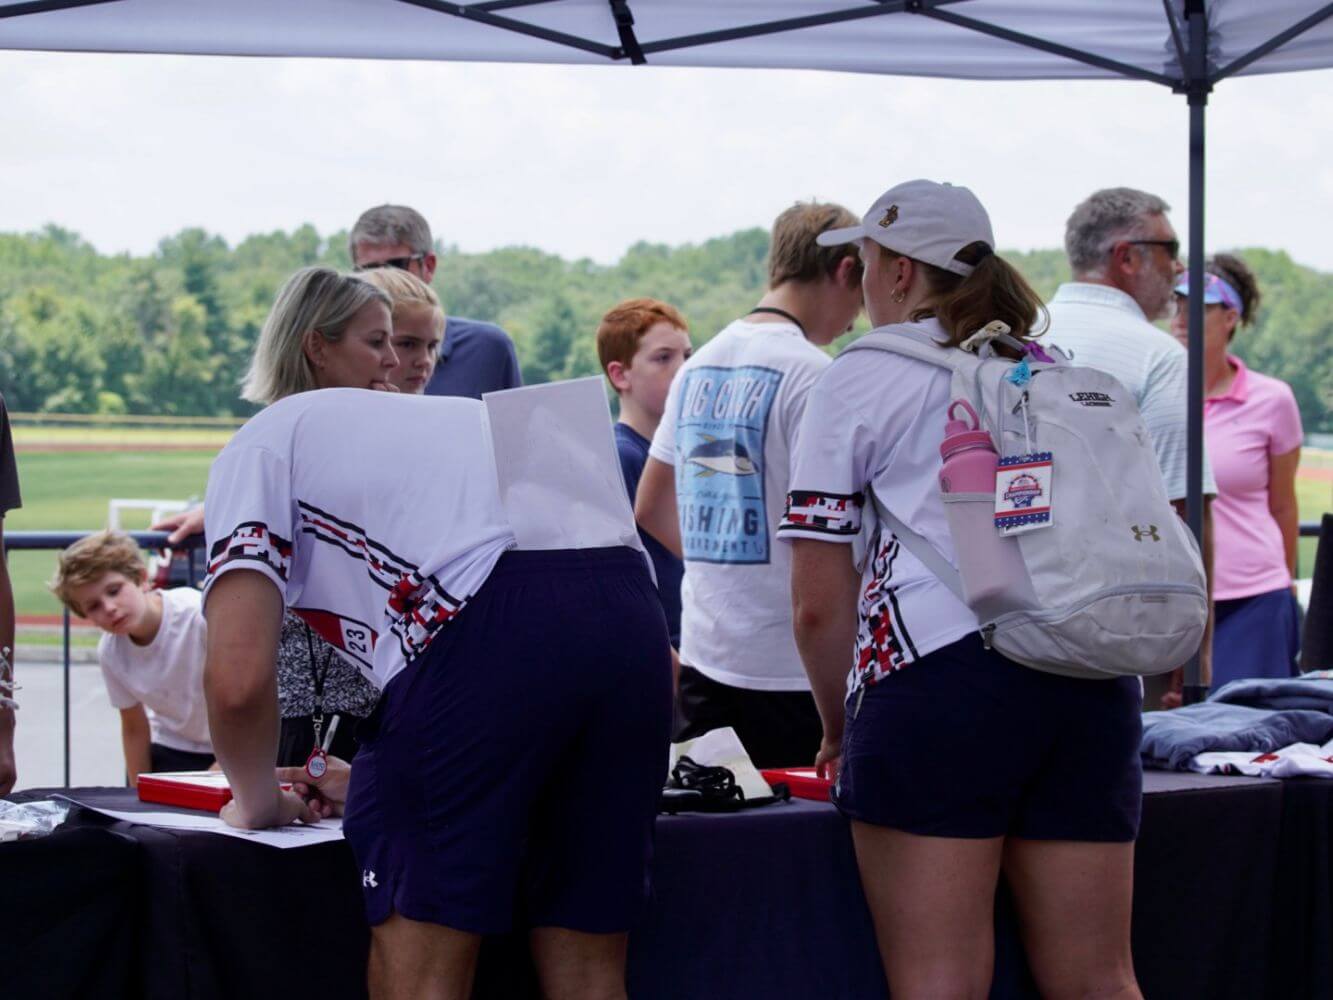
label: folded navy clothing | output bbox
[1210,671,1333,716]
[1140,702,1333,771]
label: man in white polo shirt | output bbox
[635,201,864,768]
[1044,187,1215,699]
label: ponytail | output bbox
[899,247,1047,350]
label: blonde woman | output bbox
[357,266,446,394]
[158,267,400,764]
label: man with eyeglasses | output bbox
[1043,187,1216,706]
[350,205,522,399]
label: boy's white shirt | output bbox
[649,319,829,691]
[98,586,213,754]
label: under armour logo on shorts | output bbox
[362,870,378,888]
[1131,524,1161,542]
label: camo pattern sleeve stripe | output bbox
[204,521,294,599]
[778,489,864,538]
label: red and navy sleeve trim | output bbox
[207,521,293,581]
[778,489,865,536]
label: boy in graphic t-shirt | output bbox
[596,298,693,648]
[634,202,865,769]
[52,531,212,784]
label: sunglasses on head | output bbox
[356,253,426,272]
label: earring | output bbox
[891,289,906,304]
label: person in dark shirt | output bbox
[597,299,692,649]
[0,392,21,794]
[349,204,522,399]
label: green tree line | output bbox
[1,225,1329,432]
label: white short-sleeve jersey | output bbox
[649,319,829,691]
[203,390,516,690]
[98,586,212,754]
[777,318,978,696]
[1043,283,1216,502]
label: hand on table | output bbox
[151,507,206,547]
[276,755,351,819]
[220,786,318,830]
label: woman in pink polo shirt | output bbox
[1171,253,1303,688]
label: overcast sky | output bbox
[2,50,1330,270]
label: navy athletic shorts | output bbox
[342,546,673,934]
[833,633,1143,842]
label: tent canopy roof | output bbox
[3,1,1333,88]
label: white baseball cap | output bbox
[816,179,995,276]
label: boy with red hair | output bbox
[597,298,692,648]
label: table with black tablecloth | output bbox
[3,773,1328,999]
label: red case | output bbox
[761,767,833,802]
[136,772,233,812]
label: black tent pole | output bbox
[1182,0,1210,705]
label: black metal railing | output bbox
[3,523,1328,787]
[4,530,206,787]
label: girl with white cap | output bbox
[778,180,1143,999]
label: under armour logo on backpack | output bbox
[362,870,378,888]
[1131,524,1160,542]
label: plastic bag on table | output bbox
[0,799,71,842]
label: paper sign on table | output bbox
[71,799,344,849]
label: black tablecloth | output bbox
[2,773,1325,1000]
[1270,779,1333,1000]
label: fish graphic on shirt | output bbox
[685,435,758,477]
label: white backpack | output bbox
[841,322,1207,681]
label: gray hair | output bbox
[1064,187,1171,276]
[348,204,433,262]
[241,267,391,405]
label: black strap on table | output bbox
[747,306,806,338]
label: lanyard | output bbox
[747,306,807,339]
[303,624,339,773]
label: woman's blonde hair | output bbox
[49,530,146,616]
[356,267,446,330]
[241,267,391,405]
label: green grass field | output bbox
[3,439,1331,620]
[12,426,234,448]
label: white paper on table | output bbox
[669,726,774,801]
[483,378,649,576]
[73,803,344,849]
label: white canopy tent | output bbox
[5,0,1333,698]
[2,1,1331,80]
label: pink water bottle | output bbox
[938,400,1031,618]
[939,400,997,495]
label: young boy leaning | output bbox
[51,531,213,784]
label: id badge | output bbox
[995,452,1053,535]
[305,747,328,780]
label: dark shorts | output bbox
[342,547,673,935]
[674,666,823,770]
[1214,587,1301,689]
[834,634,1143,842]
